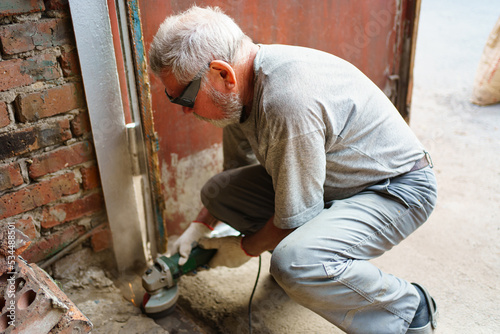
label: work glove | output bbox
[172,222,213,266]
[198,236,255,268]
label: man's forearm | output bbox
[241,216,295,256]
[194,207,219,229]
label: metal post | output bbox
[68,0,147,272]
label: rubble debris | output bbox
[0,257,92,333]
[52,248,169,333]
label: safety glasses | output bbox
[164,77,201,108]
[165,65,209,108]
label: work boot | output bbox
[407,283,438,333]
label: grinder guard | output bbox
[142,247,217,317]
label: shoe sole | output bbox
[407,283,438,334]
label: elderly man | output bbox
[149,6,438,334]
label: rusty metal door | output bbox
[130,0,420,252]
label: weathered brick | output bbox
[52,17,73,46]
[22,223,86,263]
[0,126,37,159]
[70,111,91,137]
[29,141,94,178]
[22,53,61,82]
[0,222,30,259]
[0,162,24,191]
[0,101,9,128]
[32,263,93,333]
[81,165,100,190]
[91,223,112,252]
[41,192,104,228]
[0,0,45,17]
[44,0,69,11]
[59,46,81,77]
[0,18,73,54]
[0,18,72,54]
[0,54,60,92]
[3,259,93,332]
[16,83,85,122]
[0,20,54,55]
[17,215,38,240]
[0,172,79,219]
[37,118,73,147]
[0,118,72,160]
[0,58,33,91]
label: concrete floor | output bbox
[66,1,500,333]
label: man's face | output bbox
[160,71,243,128]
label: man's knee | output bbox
[201,171,232,208]
[270,240,313,290]
[270,244,294,290]
[270,233,351,291]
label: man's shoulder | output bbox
[258,44,348,70]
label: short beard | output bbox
[194,86,243,128]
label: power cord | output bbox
[248,255,262,334]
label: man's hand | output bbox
[198,236,255,268]
[172,222,212,265]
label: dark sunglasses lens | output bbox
[177,99,195,108]
[165,77,201,108]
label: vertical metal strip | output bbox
[404,0,421,122]
[126,0,167,253]
[394,0,420,122]
[115,0,158,260]
[68,0,147,271]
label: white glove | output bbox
[172,222,212,265]
[198,236,254,268]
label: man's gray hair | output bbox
[149,6,250,84]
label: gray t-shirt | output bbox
[223,44,424,229]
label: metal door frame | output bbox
[68,0,158,271]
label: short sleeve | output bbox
[266,130,326,229]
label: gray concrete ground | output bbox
[63,1,500,333]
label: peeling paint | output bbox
[126,0,167,252]
[161,144,223,235]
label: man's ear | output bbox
[209,60,236,91]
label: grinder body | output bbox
[142,247,216,317]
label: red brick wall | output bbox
[0,0,112,263]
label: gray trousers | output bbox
[201,164,437,334]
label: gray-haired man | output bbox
[150,6,438,334]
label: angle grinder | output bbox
[141,246,216,318]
